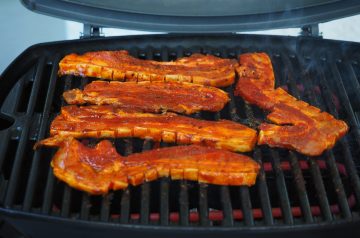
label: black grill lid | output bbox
[21,0,360,32]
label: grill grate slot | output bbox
[4,57,47,208]
[276,55,347,222]
[285,53,354,220]
[309,158,333,221]
[159,48,171,226]
[139,140,152,224]
[198,183,209,226]
[23,55,61,211]
[100,194,111,222]
[119,139,133,223]
[270,149,294,224]
[239,187,254,225]
[231,46,275,224]
[336,61,360,113]
[179,181,190,225]
[307,64,352,219]
[253,148,274,225]
[80,193,90,220]
[292,53,358,217]
[60,186,72,217]
[220,186,234,226]
[288,152,314,223]
[225,75,255,226]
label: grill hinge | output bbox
[300,24,321,37]
[81,24,104,38]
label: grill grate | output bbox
[0,35,360,234]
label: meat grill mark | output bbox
[59,50,237,87]
[234,53,348,156]
[63,81,230,114]
[46,138,260,194]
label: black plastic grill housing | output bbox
[0,34,359,238]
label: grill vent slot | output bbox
[16,74,33,113]
[0,114,14,131]
[34,63,53,113]
[0,140,18,181]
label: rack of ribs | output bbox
[63,81,230,114]
[58,50,237,87]
[42,138,259,194]
[234,53,348,156]
[38,105,257,152]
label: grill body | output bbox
[0,34,360,238]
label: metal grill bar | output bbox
[276,54,317,223]
[308,158,333,221]
[179,181,189,225]
[274,53,314,223]
[158,48,170,226]
[325,151,352,218]
[320,59,360,210]
[238,81,274,225]
[120,139,133,223]
[80,193,90,220]
[328,62,360,145]
[4,57,46,207]
[317,62,358,217]
[41,168,55,214]
[220,186,234,226]
[280,53,333,221]
[100,194,111,222]
[159,178,170,225]
[41,74,72,214]
[239,187,254,225]
[61,186,72,217]
[294,55,352,219]
[0,78,26,174]
[59,74,75,217]
[120,189,131,223]
[289,152,314,223]
[140,139,152,224]
[253,148,274,225]
[270,150,294,224]
[191,111,210,226]
[198,184,209,226]
[337,138,360,209]
[344,61,360,112]
[1,37,359,233]
[225,85,255,225]
[22,55,60,211]
[0,78,26,203]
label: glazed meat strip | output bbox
[38,105,257,152]
[43,138,259,194]
[234,53,348,156]
[63,81,229,114]
[59,50,237,87]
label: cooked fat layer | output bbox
[49,138,260,194]
[234,53,348,156]
[40,105,257,153]
[63,81,229,114]
[59,50,237,87]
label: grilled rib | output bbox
[47,138,260,194]
[234,53,348,156]
[63,81,230,114]
[58,50,237,87]
[38,105,257,152]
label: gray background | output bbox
[1,0,360,74]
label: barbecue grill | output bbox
[1,1,360,237]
